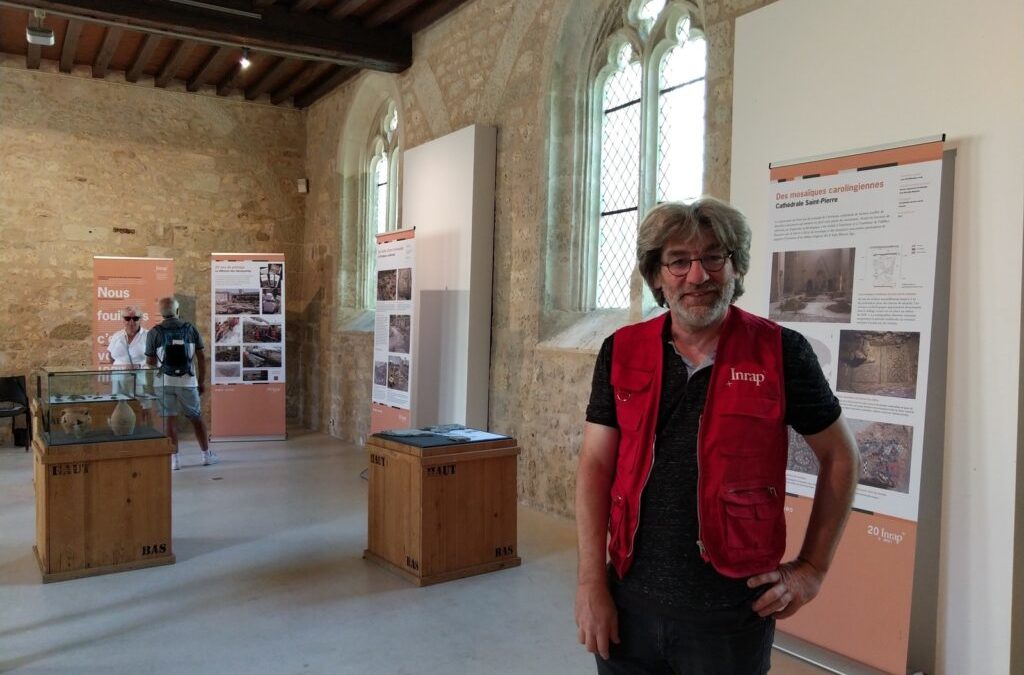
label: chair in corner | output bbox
[0,375,30,452]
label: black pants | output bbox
[595,596,775,675]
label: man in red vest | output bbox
[575,198,860,674]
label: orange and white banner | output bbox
[92,256,174,368]
[209,253,286,441]
[765,137,946,674]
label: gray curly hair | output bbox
[636,197,751,307]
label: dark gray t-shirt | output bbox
[585,317,841,614]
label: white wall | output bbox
[731,1,1024,672]
[404,125,497,429]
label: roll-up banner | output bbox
[370,229,415,434]
[93,256,175,368]
[209,253,286,441]
[762,137,948,674]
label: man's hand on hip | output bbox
[575,580,620,660]
[747,558,824,619]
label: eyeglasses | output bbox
[123,316,141,322]
[662,251,732,277]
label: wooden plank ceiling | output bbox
[0,0,473,108]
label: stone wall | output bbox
[299,0,776,516]
[0,61,306,423]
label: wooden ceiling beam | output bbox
[92,25,122,78]
[294,65,358,108]
[290,0,320,12]
[155,39,194,88]
[216,62,244,97]
[245,57,290,100]
[400,0,473,33]
[125,33,159,83]
[187,46,231,92]
[59,18,83,72]
[17,0,411,72]
[328,0,373,20]
[270,60,330,105]
[365,0,422,28]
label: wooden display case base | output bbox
[34,545,175,584]
[363,549,521,587]
[32,424,174,584]
[365,434,521,587]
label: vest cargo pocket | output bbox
[721,486,777,551]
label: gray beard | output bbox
[670,277,735,330]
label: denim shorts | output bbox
[156,386,202,419]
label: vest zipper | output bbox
[696,414,707,559]
[626,433,656,561]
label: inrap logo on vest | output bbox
[728,367,766,386]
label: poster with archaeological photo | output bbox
[763,138,948,675]
[372,235,415,410]
[765,138,944,523]
[210,257,285,385]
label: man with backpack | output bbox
[146,296,216,470]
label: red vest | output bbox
[607,306,788,579]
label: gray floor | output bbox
[0,429,822,674]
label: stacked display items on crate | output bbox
[31,366,175,583]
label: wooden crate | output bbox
[364,436,521,586]
[33,433,175,583]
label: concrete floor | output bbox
[0,429,825,674]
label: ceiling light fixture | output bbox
[239,47,251,70]
[26,10,54,47]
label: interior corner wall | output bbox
[729,1,1024,672]
[0,65,306,416]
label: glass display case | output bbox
[34,366,166,446]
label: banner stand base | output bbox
[210,434,287,443]
[774,632,895,675]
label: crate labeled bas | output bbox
[364,434,521,586]
[30,366,174,583]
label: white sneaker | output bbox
[171,454,181,471]
[202,450,220,466]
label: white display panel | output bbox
[372,236,415,410]
[402,125,497,429]
[210,259,285,385]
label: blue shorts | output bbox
[156,386,202,419]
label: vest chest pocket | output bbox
[610,364,653,432]
[715,393,783,456]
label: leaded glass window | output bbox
[591,1,706,309]
[365,101,401,307]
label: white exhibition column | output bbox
[402,125,497,429]
[730,1,1024,673]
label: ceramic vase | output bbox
[108,400,137,436]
